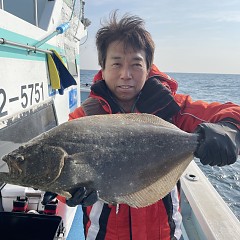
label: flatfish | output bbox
[0,113,198,207]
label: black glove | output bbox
[195,122,240,166]
[42,192,58,205]
[42,187,98,207]
[66,187,98,207]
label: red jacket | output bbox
[69,64,240,240]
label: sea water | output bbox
[79,69,240,221]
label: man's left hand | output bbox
[194,122,240,166]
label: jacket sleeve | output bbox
[68,106,86,120]
[173,93,240,133]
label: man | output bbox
[44,11,240,240]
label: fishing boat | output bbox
[0,0,90,239]
[0,1,239,240]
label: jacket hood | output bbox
[148,64,178,94]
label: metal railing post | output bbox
[0,0,4,10]
[34,0,38,27]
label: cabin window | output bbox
[1,0,55,29]
[64,44,78,76]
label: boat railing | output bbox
[181,161,240,239]
[34,23,70,48]
[0,38,52,54]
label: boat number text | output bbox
[0,82,44,118]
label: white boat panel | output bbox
[0,58,49,121]
[0,1,89,238]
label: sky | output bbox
[79,0,240,74]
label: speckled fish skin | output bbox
[0,113,198,208]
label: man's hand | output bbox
[66,187,98,207]
[42,187,98,207]
[194,122,240,166]
[42,192,58,205]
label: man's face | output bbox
[102,41,149,106]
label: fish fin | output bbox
[116,155,193,208]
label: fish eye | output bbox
[16,155,24,162]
